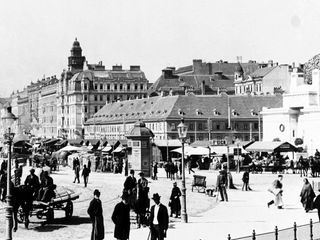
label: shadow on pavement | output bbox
[32,216,91,232]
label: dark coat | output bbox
[111,201,130,240]
[87,198,105,240]
[169,186,181,213]
[300,183,316,211]
[123,176,137,193]
[149,204,169,238]
[24,174,40,192]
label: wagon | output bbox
[18,188,79,224]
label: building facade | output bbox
[8,38,150,139]
[262,68,320,156]
[148,59,262,97]
[84,94,283,144]
[235,61,293,95]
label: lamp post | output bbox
[177,118,188,223]
[2,106,17,240]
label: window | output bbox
[127,84,130,90]
[94,106,98,113]
[94,84,98,90]
[189,123,194,131]
[135,84,138,90]
[100,95,103,101]
[84,95,88,101]
[107,84,110,90]
[114,84,118,90]
[140,84,144,90]
[84,106,88,113]
[100,84,103,90]
[84,83,88,90]
[254,123,258,130]
[198,122,203,131]
[107,96,110,102]
[244,123,249,130]
[216,124,220,130]
[120,84,123,90]
[94,95,98,101]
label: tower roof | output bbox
[72,38,81,49]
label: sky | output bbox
[1,0,320,97]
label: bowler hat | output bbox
[130,169,135,174]
[93,189,101,197]
[30,168,35,173]
[152,193,161,200]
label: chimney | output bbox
[193,59,202,74]
[268,60,273,67]
[162,68,174,79]
[130,65,140,71]
[201,80,205,95]
[112,65,122,71]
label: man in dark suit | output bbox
[123,169,137,209]
[216,170,228,201]
[112,192,131,240]
[149,193,169,240]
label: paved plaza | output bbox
[0,166,319,240]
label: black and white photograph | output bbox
[1,0,320,239]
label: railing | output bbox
[228,220,319,240]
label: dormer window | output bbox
[178,108,184,116]
[232,109,239,116]
[250,109,258,116]
[213,108,220,116]
[196,109,202,115]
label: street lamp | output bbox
[177,118,188,223]
[2,106,17,240]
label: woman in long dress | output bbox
[300,178,316,212]
[87,189,105,240]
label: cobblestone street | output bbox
[0,166,319,240]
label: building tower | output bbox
[68,38,86,74]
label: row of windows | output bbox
[42,116,55,123]
[169,121,259,131]
[83,83,146,91]
[84,94,147,102]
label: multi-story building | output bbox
[84,94,283,144]
[38,77,59,138]
[234,60,294,95]
[148,59,261,97]
[57,39,150,139]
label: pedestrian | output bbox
[112,192,131,240]
[169,182,181,218]
[153,162,158,180]
[123,169,137,209]
[87,189,105,240]
[242,170,250,191]
[267,175,284,209]
[137,172,150,227]
[82,164,90,187]
[300,178,316,212]
[24,168,40,199]
[187,160,194,174]
[164,162,169,179]
[313,194,320,221]
[216,170,228,202]
[149,193,169,240]
[73,157,80,183]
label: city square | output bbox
[1,1,320,240]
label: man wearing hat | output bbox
[149,193,169,240]
[123,169,137,208]
[24,168,40,199]
[216,170,228,202]
[169,182,181,218]
[88,189,105,240]
[112,192,131,240]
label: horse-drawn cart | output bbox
[17,188,79,225]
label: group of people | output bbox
[88,169,173,240]
[163,161,182,180]
[72,157,91,187]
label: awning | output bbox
[85,139,100,147]
[171,145,195,155]
[68,139,84,146]
[154,139,182,147]
[244,141,297,152]
[102,144,112,152]
[112,145,124,153]
[190,140,211,147]
[58,145,85,152]
[43,138,60,146]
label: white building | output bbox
[262,68,320,155]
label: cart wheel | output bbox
[36,211,43,219]
[65,201,73,219]
[17,206,24,223]
[47,208,54,222]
